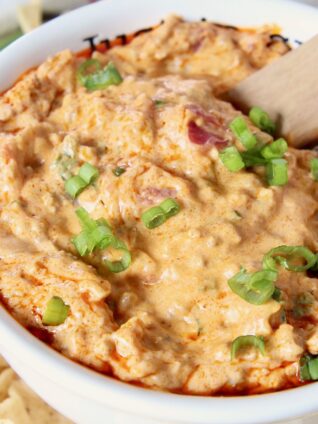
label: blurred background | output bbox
[0,0,99,49]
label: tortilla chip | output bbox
[0,357,71,423]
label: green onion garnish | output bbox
[230,116,257,150]
[77,59,101,85]
[310,158,318,181]
[72,230,94,256]
[240,147,267,167]
[300,355,313,381]
[103,238,131,273]
[228,268,277,305]
[78,163,99,184]
[73,226,113,257]
[141,198,180,229]
[249,106,276,135]
[113,167,126,177]
[42,296,70,326]
[142,206,167,229]
[159,198,180,218]
[72,208,131,273]
[300,355,318,381]
[263,245,317,272]
[75,207,97,231]
[65,162,99,198]
[219,146,245,172]
[306,357,318,380]
[91,225,114,250]
[266,158,288,186]
[77,60,123,91]
[231,335,265,360]
[261,138,288,160]
[65,175,87,199]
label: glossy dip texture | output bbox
[0,15,317,396]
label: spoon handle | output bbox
[225,34,318,147]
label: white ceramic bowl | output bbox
[1,1,318,423]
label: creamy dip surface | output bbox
[0,15,318,395]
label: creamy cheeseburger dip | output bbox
[0,15,318,395]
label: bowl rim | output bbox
[1,0,318,423]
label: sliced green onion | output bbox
[249,106,276,135]
[300,355,312,381]
[231,335,265,360]
[141,199,180,229]
[310,158,318,181]
[65,175,87,198]
[266,158,288,186]
[91,225,114,250]
[103,238,131,273]
[160,198,180,218]
[113,166,126,177]
[142,206,167,229]
[261,138,288,160]
[72,230,93,256]
[77,59,101,86]
[72,209,131,272]
[219,146,245,172]
[309,254,318,272]
[241,151,267,168]
[73,209,112,255]
[42,296,69,326]
[308,357,318,380]
[75,207,97,231]
[78,60,123,91]
[230,116,257,150]
[78,162,99,184]
[96,217,111,228]
[263,245,317,272]
[228,268,277,305]
[300,355,318,381]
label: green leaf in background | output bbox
[0,29,23,51]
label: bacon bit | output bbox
[188,121,227,148]
[137,187,177,206]
[192,39,204,52]
[186,104,224,127]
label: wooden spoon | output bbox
[225,34,318,147]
